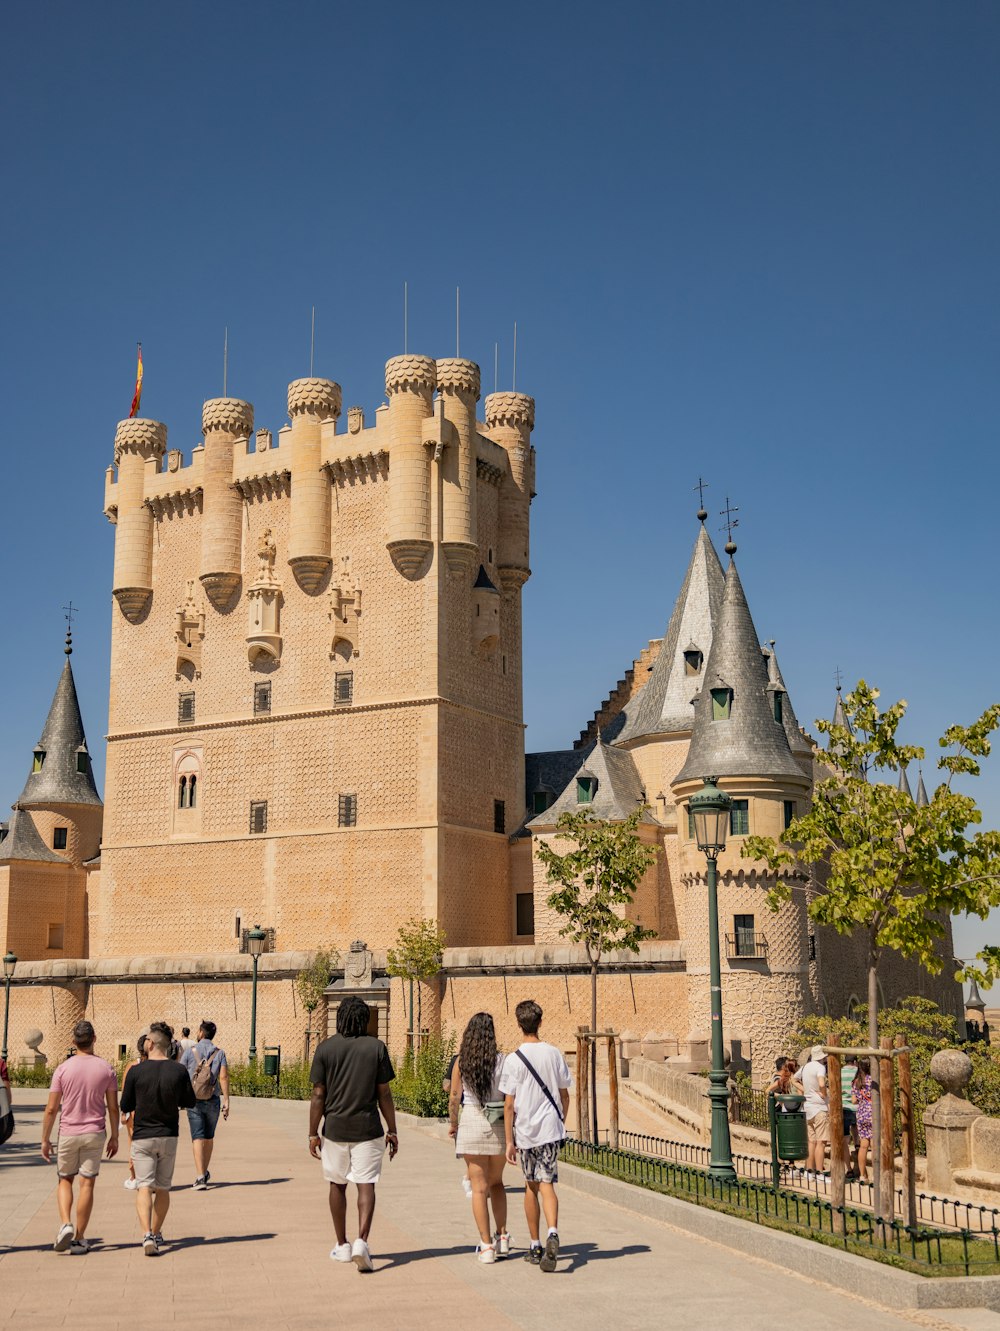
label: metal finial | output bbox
[62,601,76,655]
[694,477,709,522]
[720,496,739,555]
[834,665,844,692]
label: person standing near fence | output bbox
[799,1045,830,1176]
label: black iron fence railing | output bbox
[562,1138,1000,1275]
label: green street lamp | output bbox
[2,951,17,1063]
[247,926,267,1062]
[689,777,737,1185]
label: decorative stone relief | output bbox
[174,580,206,679]
[329,555,362,658]
[256,429,272,453]
[347,407,364,434]
[246,528,283,664]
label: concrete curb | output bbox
[559,1162,1000,1312]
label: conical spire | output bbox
[897,763,913,799]
[618,522,725,742]
[17,646,102,808]
[830,687,851,741]
[674,560,804,785]
[916,770,929,807]
[764,641,813,759]
[967,976,987,1013]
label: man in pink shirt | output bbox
[41,1020,120,1254]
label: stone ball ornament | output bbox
[930,1048,973,1097]
[24,1028,44,1051]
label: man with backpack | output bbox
[180,1020,230,1190]
[500,999,572,1273]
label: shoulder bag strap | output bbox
[515,1049,564,1123]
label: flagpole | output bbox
[310,306,316,376]
[223,327,228,397]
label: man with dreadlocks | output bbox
[309,995,398,1272]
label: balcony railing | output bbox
[726,931,768,960]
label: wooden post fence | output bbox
[896,1033,916,1229]
[576,1026,590,1142]
[879,1035,895,1221]
[827,1032,846,1234]
[607,1032,619,1150]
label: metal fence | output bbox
[562,1137,1000,1275]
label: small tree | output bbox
[295,947,339,1059]
[539,808,657,1040]
[385,917,447,1047]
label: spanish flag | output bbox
[129,343,143,418]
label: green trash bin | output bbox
[263,1047,281,1081]
[774,1093,807,1162]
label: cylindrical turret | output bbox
[112,418,167,621]
[287,377,341,592]
[385,355,436,578]
[199,397,253,606]
[485,391,535,591]
[436,358,480,574]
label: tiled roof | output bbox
[17,654,102,809]
[528,736,654,828]
[0,809,66,864]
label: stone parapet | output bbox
[8,952,317,982]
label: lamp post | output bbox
[689,776,737,1184]
[2,951,17,1063]
[247,926,267,1062]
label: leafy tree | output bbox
[385,917,447,1046]
[295,947,339,1058]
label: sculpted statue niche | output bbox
[246,528,283,664]
[175,580,206,679]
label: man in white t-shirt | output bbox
[799,1045,829,1175]
[499,1000,572,1273]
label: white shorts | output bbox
[321,1135,386,1185]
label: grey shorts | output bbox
[132,1136,179,1191]
[518,1141,560,1184]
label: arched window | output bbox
[178,776,188,809]
[189,774,197,808]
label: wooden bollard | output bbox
[879,1035,895,1222]
[896,1034,915,1229]
[827,1034,845,1234]
[607,1033,619,1150]
[577,1026,590,1142]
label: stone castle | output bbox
[0,352,960,1076]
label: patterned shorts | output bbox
[518,1141,560,1184]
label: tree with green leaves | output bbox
[744,681,1000,1196]
[385,917,447,1047]
[538,808,657,1041]
[295,947,339,1059]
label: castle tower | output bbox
[287,377,341,591]
[385,355,436,578]
[200,397,254,606]
[484,392,534,593]
[111,418,167,620]
[436,359,480,574]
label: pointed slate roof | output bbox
[916,771,929,807]
[618,523,725,742]
[764,643,814,759]
[17,641,102,808]
[528,735,653,827]
[673,561,805,786]
[897,764,913,799]
[0,809,66,864]
[473,564,498,592]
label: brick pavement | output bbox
[3,1094,1000,1331]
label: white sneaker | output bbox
[495,1231,511,1257]
[352,1238,373,1273]
[53,1222,74,1253]
[330,1243,353,1263]
[476,1242,496,1264]
[123,1177,139,1190]
[69,1237,90,1255]
[461,1176,473,1199]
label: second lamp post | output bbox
[247,925,267,1062]
[2,951,17,1064]
[689,776,737,1184]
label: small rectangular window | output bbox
[516,892,535,936]
[577,776,596,804]
[808,932,817,961]
[532,790,553,815]
[338,793,357,827]
[711,688,732,721]
[249,801,268,834]
[773,693,783,722]
[178,692,195,724]
[783,800,795,830]
[494,799,506,834]
[76,752,88,774]
[53,827,68,850]
[734,914,755,957]
[729,799,749,836]
[32,751,45,772]
[335,671,354,705]
[683,649,703,676]
[47,923,64,949]
[254,682,271,715]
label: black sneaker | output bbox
[524,1245,542,1265]
[540,1232,559,1273]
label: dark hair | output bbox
[854,1057,870,1086]
[147,1021,173,1054]
[199,1020,217,1041]
[774,1056,787,1072]
[337,996,371,1038]
[181,1027,190,1038]
[515,999,542,1036]
[136,1032,148,1058]
[72,1020,95,1049]
[458,1013,499,1108]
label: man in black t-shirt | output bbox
[120,1021,196,1255]
[308,996,397,1272]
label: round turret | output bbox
[288,378,342,420]
[200,398,254,606]
[112,419,168,621]
[202,397,254,437]
[114,418,167,464]
[385,356,436,578]
[435,358,481,400]
[484,391,535,433]
[385,355,437,397]
[287,379,340,593]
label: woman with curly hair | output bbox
[449,1012,509,1263]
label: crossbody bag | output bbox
[515,1049,565,1123]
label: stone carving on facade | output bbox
[255,428,272,454]
[329,555,361,659]
[347,406,364,435]
[246,527,283,663]
[174,580,206,679]
[344,940,373,989]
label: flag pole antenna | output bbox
[310,306,316,376]
[223,327,228,397]
[456,286,460,358]
[403,281,408,354]
[494,342,498,395]
[512,322,517,392]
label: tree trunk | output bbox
[868,958,880,1210]
[879,1035,895,1222]
[590,962,599,1146]
[416,981,422,1053]
[578,1027,591,1142]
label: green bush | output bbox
[227,1059,315,1100]
[8,1062,53,1088]
[391,1035,455,1117]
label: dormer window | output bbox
[773,693,783,723]
[532,788,554,815]
[32,750,45,772]
[76,752,89,774]
[577,776,597,804]
[711,688,732,721]
[683,648,703,676]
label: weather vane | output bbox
[720,497,739,555]
[62,600,77,655]
[834,665,844,692]
[694,477,709,521]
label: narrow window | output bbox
[53,827,68,850]
[178,776,188,809]
[488,547,494,563]
[683,649,703,676]
[254,682,271,715]
[502,655,507,675]
[338,793,358,827]
[687,807,696,839]
[729,799,749,836]
[250,801,268,834]
[808,932,817,961]
[734,913,755,957]
[783,800,795,830]
[76,752,88,774]
[235,912,242,940]
[516,892,535,936]
[47,923,64,949]
[711,688,732,721]
[32,750,45,772]
[476,604,480,617]
[494,799,506,834]
[335,671,354,705]
[189,774,197,808]
[178,692,195,724]
[576,776,597,804]
[773,693,783,722]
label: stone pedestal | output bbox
[923,1048,981,1193]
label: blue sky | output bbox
[2,2,998,973]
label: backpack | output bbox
[191,1046,220,1101]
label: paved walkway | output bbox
[3,1094,1000,1331]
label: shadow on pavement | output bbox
[556,1242,651,1272]
[374,1244,484,1268]
[188,1177,292,1190]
